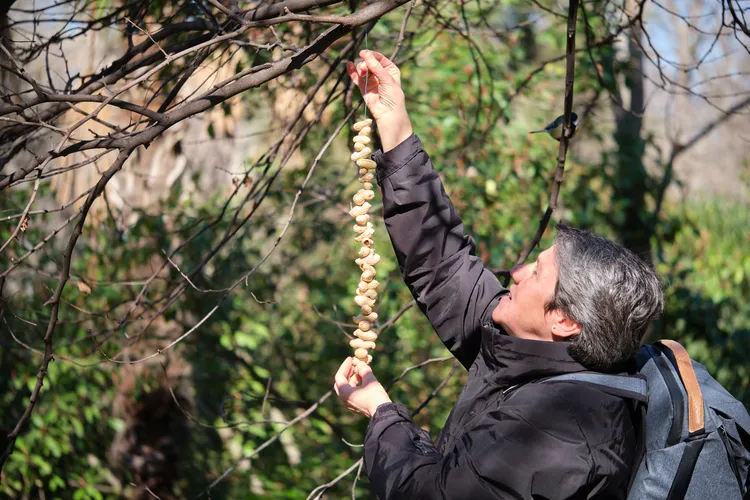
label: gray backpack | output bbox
[548,340,750,499]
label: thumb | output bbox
[361,51,395,85]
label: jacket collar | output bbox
[480,322,589,387]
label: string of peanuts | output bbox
[348,118,379,367]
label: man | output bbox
[334,50,664,499]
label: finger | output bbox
[334,357,354,387]
[365,51,398,71]
[346,61,360,86]
[361,51,400,84]
[348,359,362,385]
[356,361,377,384]
[360,51,395,85]
[356,61,370,80]
[354,61,373,95]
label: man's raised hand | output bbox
[346,50,412,152]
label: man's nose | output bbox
[510,264,529,284]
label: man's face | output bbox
[492,245,561,341]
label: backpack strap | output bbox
[545,372,648,403]
[666,435,707,500]
[657,340,705,434]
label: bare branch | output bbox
[1,147,134,470]
[196,391,334,498]
[651,94,750,223]
[515,0,580,266]
[0,170,41,254]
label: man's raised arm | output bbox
[373,134,505,369]
[347,50,505,369]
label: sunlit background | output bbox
[1,0,748,497]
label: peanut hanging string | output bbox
[348,118,379,366]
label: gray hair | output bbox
[546,225,664,371]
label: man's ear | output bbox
[548,311,581,340]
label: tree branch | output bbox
[651,94,750,224]
[0,148,135,470]
[514,0,580,267]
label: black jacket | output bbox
[364,134,637,499]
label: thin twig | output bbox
[196,391,334,498]
[390,0,418,60]
[0,171,41,255]
[351,459,364,499]
[514,0,580,267]
[124,17,169,58]
[411,359,459,416]
[307,459,363,500]
[1,148,135,469]
[378,299,415,335]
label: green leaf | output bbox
[44,436,62,458]
[71,417,85,438]
[49,475,65,491]
[109,418,125,433]
[30,455,53,476]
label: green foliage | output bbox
[654,199,750,402]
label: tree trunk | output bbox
[611,2,652,265]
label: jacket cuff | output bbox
[366,402,412,434]
[372,133,424,183]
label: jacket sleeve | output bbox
[363,399,594,500]
[373,134,505,369]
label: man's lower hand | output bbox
[334,357,392,418]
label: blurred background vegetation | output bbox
[1,0,749,497]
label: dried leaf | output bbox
[77,281,92,294]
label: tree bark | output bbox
[611,0,651,265]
